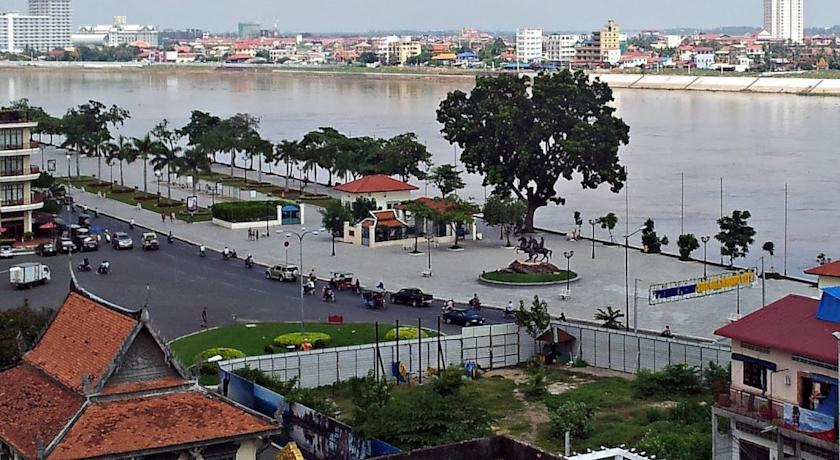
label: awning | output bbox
[808,373,837,386]
[537,328,576,344]
[39,222,56,230]
[282,205,299,212]
[731,353,777,371]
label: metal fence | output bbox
[220,323,536,388]
[555,322,731,374]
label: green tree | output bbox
[351,197,378,223]
[597,212,618,243]
[427,164,465,198]
[319,200,353,235]
[482,194,526,247]
[178,110,222,160]
[300,127,346,185]
[641,218,668,254]
[176,145,212,197]
[594,306,624,330]
[515,295,551,339]
[437,71,629,232]
[715,210,755,267]
[358,52,379,64]
[151,119,184,200]
[379,132,432,181]
[275,140,301,190]
[0,300,53,367]
[677,233,700,261]
[113,134,135,188]
[762,241,776,273]
[548,401,594,438]
[131,133,161,193]
[403,196,477,249]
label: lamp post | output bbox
[701,235,711,278]
[280,227,322,333]
[623,225,646,331]
[65,154,71,187]
[588,219,596,259]
[154,170,162,204]
[563,250,574,291]
[330,217,337,257]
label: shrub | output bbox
[702,361,730,392]
[273,332,331,349]
[677,233,699,260]
[635,364,702,398]
[548,401,594,438]
[210,200,289,223]
[384,326,430,341]
[522,358,548,399]
[194,347,245,374]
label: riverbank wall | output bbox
[4,61,840,95]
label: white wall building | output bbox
[516,28,543,63]
[0,0,71,53]
[544,34,583,64]
[72,16,159,47]
[764,0,804,43]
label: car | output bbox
[141,232,160,251]
[36,242,57,257]
[389,288,433,307]
[442,308,486,327]
[112,232,133,250]
[266,264,299,282]
[0,245,13,259]
[57,238,77,254]
[80,237,99,252]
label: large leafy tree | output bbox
[437,71,629,232]
[427,164,465,198]
[300,127,347,186]
[0,300,53,367]
[319,200,353,235]
[716,210,756,267]
[177,145,212,196]
[403,196,477,249]
[483,194,526,247]
[379,132,432,181]
[275,140,301,190]
[59,100,129,178]
[515,295,552,340]
[178,110,222,161]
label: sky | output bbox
[7,0,840,33]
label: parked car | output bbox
[80,237,99,252]
[9,263,50,289]
[266,264,299,281]
[112,232,133,250]
[36,242,57,257]
[57,237,77,254]
[141,232,160,251]
[0,245,13,259]
[442,308,486,327]
[389,288,433,307]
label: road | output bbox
[0,211,507,341]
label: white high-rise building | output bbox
[545,34,585,64]
[516,28,543,63]
[763,0,803,43]
[0,0,71,52]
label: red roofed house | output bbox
[712,282,840,459]
[0,285,280,460]
[805,259,840,289]
[334,174,418,211]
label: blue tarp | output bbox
[282,204,300,212]
[816,287,840,323]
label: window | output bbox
[0,128,23,149]
[743,361,766,390]
[0,156,23,175]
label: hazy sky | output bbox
[8,0,840,33]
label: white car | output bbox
[0,245,13,259]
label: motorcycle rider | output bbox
[129,218,135,230]
[199,244,206,257]
[469,293,481,310]
[222,246,231,259]
[322,285,335,302]
[304,279,316,295]
[245,254,254,267]
[504,300,515,316]
[167,230,174,244]
[98,260,110,274]
[79,257,91,271]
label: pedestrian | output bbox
[201,307,208,329]
[376,280,385,290]
[160,212,166,223]
[170,211,175,222]
[309,269,316,283]
[129,218,135,230]
[255,230,259,241]
[247,228,253,241]
[560,312,567,322]
[354,279,361,294]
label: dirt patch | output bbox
[484,368,528,384]
[552,365,637,381]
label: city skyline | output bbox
[6,0,840,33]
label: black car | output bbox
[57,237,78,254]
[79,237,99,252]
[36,242,57,257]
[442,308,486,327]
[389,288,433,307]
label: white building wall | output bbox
[545,34,581,63]
[516,28,543,63]
[764,0,803,43]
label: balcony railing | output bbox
[0,144,25,151]
[0,166,39,177]
[0,111,28,124]
[0,193,43,207]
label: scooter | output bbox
[199,246,206,258]
[322,290,336,302]
[304,283,316,295]
[167,232,174,244]
[77,262,92,272]
[244,256,254,268]
[97,262,110,275]
[222,249,237,260]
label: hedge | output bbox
[273,332,331,349]
[210,200,291,223]
[194,347,246,374]
[384,327,430,341]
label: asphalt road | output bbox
[0,211,508,341]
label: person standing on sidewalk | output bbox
[160,212,166,223]
[201,308,208,329]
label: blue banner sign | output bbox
[649,269,756,305]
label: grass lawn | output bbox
[481,270,577,284]
[198,171,340,209]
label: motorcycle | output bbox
[222,249,237,260]
[199,246,206,258]
[244,256,254,268]
[167,232,174,244]
[97,262,110,275]
[322,290,336,302]
[304,283,316,295]
[77,262,92,272]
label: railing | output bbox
[0,111,27,124]
[0,144,25,151]
[0,193,43,207]
[0,167,38,177]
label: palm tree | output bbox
[177,145,212,197]
[151,143,181,201]
[114,135,136,188]
[594,307,625,330]
[131,134,159,193]
[275,140,300,190]
[103,141,119,188]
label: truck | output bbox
[10,263,51,289]
[389,288,433,307]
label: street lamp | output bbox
[700,235,711,277]
[65,154,71,186]
[623,224,646,331]
[588,219,596,259]
[330,217,338,257]
[154,170,162,203]
[279,227,323,333]
[563,250,574,291]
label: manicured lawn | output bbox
[198,171,340,209]
[169,322,432,367]
[481,270,577,284]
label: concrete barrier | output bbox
[686,76,758,91]
[590,73,643,88]
[748,78,822,94]
[633,75,698,90]
[807,78,840,95]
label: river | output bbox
[2,68,838,278]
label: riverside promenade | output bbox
[44,147,817,339]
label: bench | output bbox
[421,269,432,278]
[558,288,571,300]
[327,314,344,325]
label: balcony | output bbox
[0,192,45,213]
[0,166,40,183]
[715,387,838,447]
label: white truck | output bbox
[10,263,51,289]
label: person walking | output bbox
[201,308,208,329]
[170,211,176,223]
[161,212,166,223]
[247,228,253,241]
[129,218,135,230]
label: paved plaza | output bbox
[43,146,819,339]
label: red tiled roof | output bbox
[334,175,418,194]
[98,376,188,396]
[804,260,840,277]
[372,210,407,228]
[49,392,277,459]
[24,292,137,392]
[714,294,839,363]
[0,364,83,459]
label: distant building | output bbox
[0,110,43,237]
[386,37,421,64]
[575,20,621,66]
[545,34,583,65]
[334,174,418,211]
[763,0,804,43]
[238,21,260,38]
[71,16,159,48]
[0,0,71,53]
[693,47,716,69]
[516,28,543,63]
